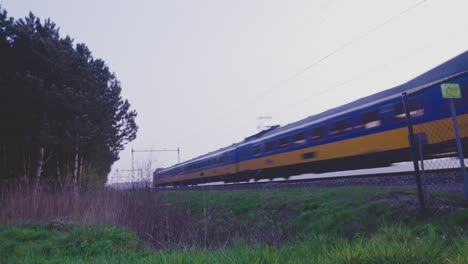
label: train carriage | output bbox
[153,51,468,187]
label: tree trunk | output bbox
[2,144,6,178]
[56,158,64,190]
[32,145,44,194]
[22,147,29,186]
[78,156,84,189]
[72,147,80,196]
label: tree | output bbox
[0,6,138,190]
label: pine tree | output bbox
[0,6,138,190]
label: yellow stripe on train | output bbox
[155,114,468,184]
[156,164,236,184]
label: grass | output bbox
[0,223,139,263]
[0,223,467,263]
[1,185,467,262]
[157,187,468,241]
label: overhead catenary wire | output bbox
[167,0,429,165]
[243,0,344,85]
[207,0,428,129]
[209,1,430,150]
[231,0,429,124]
[249,0,428,103]
[268,43,435,119]
[178,1,344,144]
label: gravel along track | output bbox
[154,168,466,192]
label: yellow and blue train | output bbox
[153,52,468,186]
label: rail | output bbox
[153,168,464,191]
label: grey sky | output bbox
[2,0,468,182]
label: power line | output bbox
[165,1,429,162]
[178,1,343,152]
[291,0,343,37]
[243,0,344,85]
[252,0,428,102]
[131,147,180,176]
[209,0,428,127]
[227,43,434,140]
[269,43,434,120]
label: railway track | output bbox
[154,168,465,191]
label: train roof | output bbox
[160,51,468,171]
[258,51,468,139]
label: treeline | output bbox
[0,7,137,190]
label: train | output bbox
[153,51,468,187]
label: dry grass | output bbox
[0,182,203,249]
[0,179,301,249]
[2,181,466,253]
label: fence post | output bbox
[402,92,426,210]
[448,99,468,200]
[440,83,468,200]
[417,133,428,200]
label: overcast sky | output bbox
[3,0,468,182]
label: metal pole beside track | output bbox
[131,148,181,181]
[402,92,426,210]
[448,99,468,200]
[131,148,134,179]
[417,134,428,200]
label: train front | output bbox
[152,168,164,187]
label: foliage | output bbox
[0,223,467,263]
[0,5,137,187]
[163,187,424,238]
[0,223,140,263]
[4,183,467,251]
[1,186,467,262]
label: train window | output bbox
[460,83,468,103]
[293,132,306,145]
[279,137,289,149]
[331,119,351,135]
[361,109,381,129]
[312,126,325,141]
[264,141,274,152]
[394,100,424,120]
[411,109,424,118]
[253,145,261,155]
[243,147,250,157]
[394,102,405,120]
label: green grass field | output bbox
[160,187,468,240]
[1,186,468,263]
